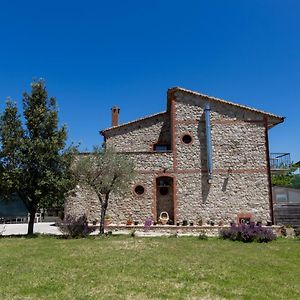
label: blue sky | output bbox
[0,0,299,161]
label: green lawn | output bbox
[0,236,299,300]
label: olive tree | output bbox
[73,147,135,234]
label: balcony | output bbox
[270,153,291,174]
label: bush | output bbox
[58,215,92,238]
[294,228,300,237]
[220,223,276,243]
[198,231,208,240]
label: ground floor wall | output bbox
[65,171,271,225]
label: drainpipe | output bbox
[205,102,213,183]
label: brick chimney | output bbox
[111,106,120,127]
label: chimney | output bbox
[111,106,120,127]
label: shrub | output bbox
[58,215,92,238]
[198,232,208,240]
[220,223,276,243]
[130,229,136,237]
[144,218,152,231]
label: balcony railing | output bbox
[270,153,291,172]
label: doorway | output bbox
[156,176,174,224]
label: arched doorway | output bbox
[156,176,174,224]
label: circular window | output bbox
[182,134,192,144]
[134,185,145,196]
[159,186,169,196]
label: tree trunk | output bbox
[99,196,109,235]
[27,208,36,235]
[99,206,106,235]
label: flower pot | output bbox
[104,219,111,226]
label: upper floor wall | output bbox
[171,90,269,171]
[101,87,284,173]
[104,112,171,153]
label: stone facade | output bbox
[65,87,284,225]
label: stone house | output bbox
[66,87,284,225]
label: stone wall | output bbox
[105,113,171,152]
[173,91,271,223]
[66,89,273,225]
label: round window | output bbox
[134,185,145,195]
[159,186,169,196]
[182,134,192,144]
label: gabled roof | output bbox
[101,87,284,135]
[168,87,284,121]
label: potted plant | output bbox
[104,215,111,226]
[182,219,188,226]
[126,218,133,226]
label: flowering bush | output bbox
[58,215,92,238]
[144,218,152,231]
[220,223,276,243]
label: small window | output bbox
[159,186,169,196]
[182,134,192,144]
[153,144,171,152]
[134,185,145,196]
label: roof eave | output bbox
[168,87,284,121]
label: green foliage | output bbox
[0,80,77,234]
[198,231,208,240]
[58,215,93,238]
[73,146,135,234]
[271,164,300,188]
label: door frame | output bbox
[153,174,176,223]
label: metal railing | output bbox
[270,153,291,170]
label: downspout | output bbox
[205,102,213,183]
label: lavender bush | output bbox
[220,223,276,243]
[144,218,153,231]
[58,215,92,238]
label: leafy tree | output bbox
[0,80,76,235]
[73,147,135,234]
[271,164,300,188]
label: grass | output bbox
[0,236,299,299]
